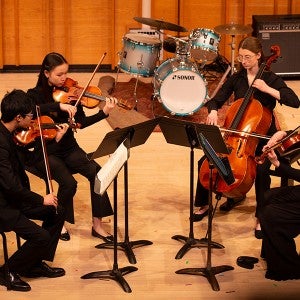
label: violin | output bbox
[199,45,281,198]
[52,77,132,110]
[14,115,74,146]
[255,126,300,163]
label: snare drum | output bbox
[119,33,161,77]
[154,58,207,116]
[189,28,220,62]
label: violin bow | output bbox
[73,52,107,108]
[35,105,57,212]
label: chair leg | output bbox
[1,232,11,290]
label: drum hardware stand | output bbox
[229,35,236,75]
[176,132,234,292]
[132,58,145,111]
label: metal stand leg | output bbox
[175,163,234,291]
[95,162,153,264]
[230,35,236,75]
[172,147,211,259]
[81,178,138,293]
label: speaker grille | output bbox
[252,15,300,77]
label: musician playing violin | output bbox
[259,129,300,281]
[193,37,300,239]
[24,52,118,242]
[0,90,67,292]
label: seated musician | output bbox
[0,90,68,292]
[259,129,300,281]
[193,37,300,242]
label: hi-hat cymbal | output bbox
[134,16,188,32]
[214,23,253,35]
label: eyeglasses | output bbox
[24,113,34,119]
[237,54,256,62]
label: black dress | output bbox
[25,85,113,224]
[195,68,300,214]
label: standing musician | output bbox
[193,37,300,239]
[0,90,67,292]
[24,52,118,242]
[259,129,300,281]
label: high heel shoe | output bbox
[91,228,113,243]
[191,207,208,222]
[60,230,70,241]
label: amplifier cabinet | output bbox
[252,14,300,77]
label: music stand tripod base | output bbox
[95,239,153,265]
[175,265,234,291]
[172,234,224,260]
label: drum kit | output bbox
[117,17,252,116]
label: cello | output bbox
[199,46,280,198]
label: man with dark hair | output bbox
[0,89,68,292]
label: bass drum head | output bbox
[154,58,207,116]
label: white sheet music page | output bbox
[94,140,129,195]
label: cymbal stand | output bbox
[176,161,234,291]
[230,35,236,74]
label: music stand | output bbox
[90,118,160,264]
[82,137,137,293]
[158,117,226,259]
[175,131,235,291]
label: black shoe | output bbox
[237,256,259,269]
[60,231,70,241]
[219,196,246,212]
[191,209,208,222]
[255,229,263,239]
[91,228,114,243]
[22,262,65,278]
[0,271,31,292]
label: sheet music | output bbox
[94,140,129,195]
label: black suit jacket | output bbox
[0,122,43,231]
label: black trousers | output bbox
[6,205,65,274]
[259,185,300,278]
[29,146,113,224]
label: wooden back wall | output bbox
[0,0,299,70]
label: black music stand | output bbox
[159,117,226,259]
[175,130,235,291]
[90,118,160,264]
[82,137,137,293]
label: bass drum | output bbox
[154,58,207,116]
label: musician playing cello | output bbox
[193,37,300,240]
[259,129,300,281]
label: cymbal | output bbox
[134,17,188,32]
[214,23,253,35]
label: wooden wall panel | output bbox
[113,0,141,68]
[0,0,299,69]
